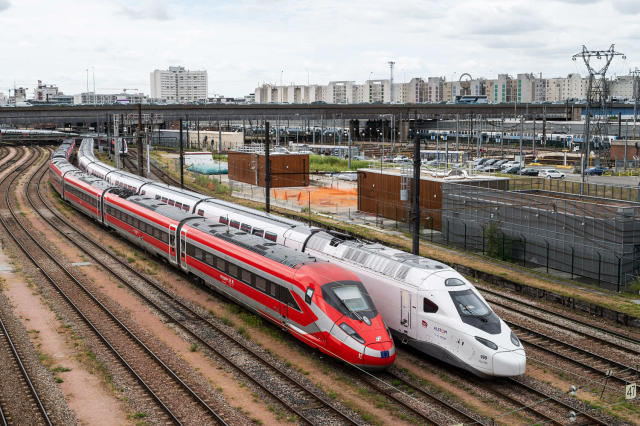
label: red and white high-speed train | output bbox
[51,140,396,370]
[77,138,525,377]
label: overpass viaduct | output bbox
[0,103,580,128]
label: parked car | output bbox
[382,155,393,162]
[502,165,521,174]
[493,159,509,168]
[585,167,607,176]
[539,168,565,179]
[520,168,539,176]
[393,155,410,163]
[473,158,489,167]
[482,164,502,172]
[500,161,520,170]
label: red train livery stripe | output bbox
[185,254,318,327]
[187,226,298,287]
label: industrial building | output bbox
[228,152,309,188]
[357,168,507,231]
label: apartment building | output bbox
[252,72,635,104]
[150,66,208,103]
[34,81,60,102]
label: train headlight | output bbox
[510,331,520,347]
[475,336,498,350]
[339,323,365,344]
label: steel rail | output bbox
[6,147,226,425]
[38,148,358,425]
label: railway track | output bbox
[4,147,227,425]
[480,287,640,387]
[397,346,608,425]
[368,370,481,425]
[129,151,610,426]
[0,148,52,426]
[37,148,360,425]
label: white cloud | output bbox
[118,0,170,21]
[0,0,636,97]
[612,0,640,14]
[0,0,10,11]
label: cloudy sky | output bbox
[0,0,639,97]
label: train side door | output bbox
[179,229,187,270]
[169,224,177,264]
[400,290,411,337]
[279,304,288,326]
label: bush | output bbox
[485,222,515,261]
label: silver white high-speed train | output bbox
[77,138,525,377]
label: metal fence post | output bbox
[597,251,602,287]
[446,219,450,244]
[522,235,526,266]
[482,225,485,255]
[617,256,622,292]
[502,232,505,260]
[464,223,467,250]
[429,217,433,242]
[546,240,549,273]
[571,246,574,278]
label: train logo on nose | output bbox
[376,336,381,342]
[422,320,428,328]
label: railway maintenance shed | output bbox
[228,152,309,188]
[357,168,507,231]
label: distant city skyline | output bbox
[1,0,639,97]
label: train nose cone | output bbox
[361,341,396,370]
[492,349,526,376]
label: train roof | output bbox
[305,231,453,287]
[127,195,315,268]
[125,196,199,222]
[189,220,316,269]
[72,173,115,191]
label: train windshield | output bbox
[449,289,501,334]
[322,280,377,321]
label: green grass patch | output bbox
[309,155,370,172]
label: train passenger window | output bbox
[219,216,228,225]
[183,205,189,212]
[241,269,252,284]
[269,282,278,298]
[162,197,168,203]
[445,278,465,287]
[423,297,438,313]
[265,232,277,242]
[195,247,203,260]
[197,209,204,216]
[155,195,161,200]
[230,220,240,229]
[228,263,238,277]
[255,277,267,292]
[305,288,314,304]
[168,200,175,206]
[240,223,251,232]
[216,257,226,271]
[252,228,264,238]
[205,253,214,265]
[175,202,182,209]
[141,190,145,195]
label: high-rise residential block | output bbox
[150,66,208,103]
